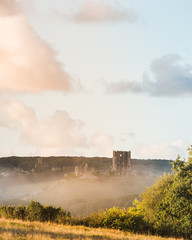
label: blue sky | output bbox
[0,0,192,159]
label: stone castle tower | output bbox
[112,150,132,175]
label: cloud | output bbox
[0,0,20,16]
[91,133,114,156]
[0,99,114,156]
[104,79,142,94]
[0,0,72,93]
[59,0,137,24]
[147,55,192,96]
[136,139,188,160]
[0,99,87,149]
[105,55,192,97]
[119,132,135,143]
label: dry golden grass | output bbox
[0,218,183,240]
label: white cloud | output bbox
[136,140,188,160]
[119,132,135,144]
[105,55,192,97]
[0,99,114,156]
[0,0,72,93]
[91,133,114,156]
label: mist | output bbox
[0,155,172,216]
[0,172,156,216]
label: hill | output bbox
[0,155,172,176]
[0,218,181,240]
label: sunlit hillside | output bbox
[0,218,182,240]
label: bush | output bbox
[72,207,147,234]
[26,201,43,222]
[82,211,105,228]
[0,201,71,225]
[14,205,26,220]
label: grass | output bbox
[0,218,183,240]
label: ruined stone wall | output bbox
[112,150,132,175]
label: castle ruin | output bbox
[112,150,132,175]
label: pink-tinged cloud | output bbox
[0,0,72,93]
[72,0,137,23]
[0,0,20,16]
[0,100,87,148]
[91,133,114,156]
[0,99,115,156]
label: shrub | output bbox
[14,205,26,220]
[0,205,15,219]
[0,201,71,225]
[72,207,147,234]
[26,201,43,222]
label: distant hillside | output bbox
[132,159,173,176]
[0,156,173,176]
[0,156,110,174]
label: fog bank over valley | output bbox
[0,156,172,216]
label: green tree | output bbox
[26,201,43,222]
[134,146,192,238]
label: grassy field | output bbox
[0,218,182,240]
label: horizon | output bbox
[0,154,173,161]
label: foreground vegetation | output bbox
[0,147,192,239]
[0,218,182,240]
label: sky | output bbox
[0,0,192,159]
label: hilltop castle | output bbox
[112,150,132,175]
